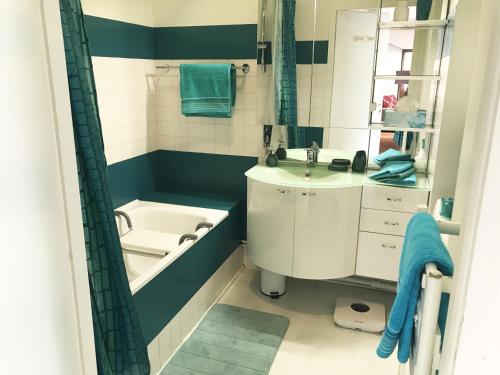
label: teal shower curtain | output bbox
[59,1,150,374]
[274,0,304,148]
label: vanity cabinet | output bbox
[247,179,362,280]
[355,185,430,282]
[247,180,295,276]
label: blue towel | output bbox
[180,64,236,118]
[376,167,417,185]
[370,161,414,180]
[377,213,454,363]
[374,148,414,167]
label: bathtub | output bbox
[115,200,228,294]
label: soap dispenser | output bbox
[266,147,278,167]
[276,140,287,160]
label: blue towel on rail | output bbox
[377,213,454,363]
[180,64,236,118]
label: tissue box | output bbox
[384,110,426,128]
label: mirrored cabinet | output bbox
[258,0,453,175]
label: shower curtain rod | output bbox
[155,63,250,74]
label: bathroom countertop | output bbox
[245,164,430,190]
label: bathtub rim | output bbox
[116,199,229,294]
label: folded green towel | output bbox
[374,148,414,167]
[180,64,236,118]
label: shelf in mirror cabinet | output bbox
[379,20,448,29]
[369,123,439,134]
[374,75,441,81]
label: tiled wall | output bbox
[92,57,159,164]
[147,247,244,374]
[156,59,262,157]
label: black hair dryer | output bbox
[352,150,367,173]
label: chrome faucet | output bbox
[306,149,315,167]
[306,141,320,167]
[311,141,319,163]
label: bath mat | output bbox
[160,304,289,375]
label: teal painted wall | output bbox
[83,16,328,63]
[107,151,257,209]
[258,40,329,64]
[154,24,257,59]
[84,15,155,59]
[84,16,257,60]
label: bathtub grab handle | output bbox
[115,210,133,236]
[195,222,214,231]
[179,233,198,245]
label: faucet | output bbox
[306,141,320,167]
[311,141,319,163]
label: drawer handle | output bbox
[386,197,402,202]
[382,243,397,249]
[384,221,399,226]
[302,192,316,197]
[277,189,290,194]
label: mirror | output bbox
[260,0,450,170]
[256,0,316,127]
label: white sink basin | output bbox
[245,164,366,188]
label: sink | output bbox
[245,164,366,188]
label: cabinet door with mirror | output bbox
[257,0,316,128]
[260,0,452,172]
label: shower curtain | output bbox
[59,1,150,374]
[274,0,305,148]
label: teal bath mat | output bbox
[161,304,289,375]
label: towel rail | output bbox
[407,204,459,375]
[155,63,251,74]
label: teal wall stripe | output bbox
[84,15,155,59]
[154,24,257,60]
[83,16,329,63]
[259,40,329,64]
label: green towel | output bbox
[180,64,236,118]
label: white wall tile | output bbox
[93,57,159,164]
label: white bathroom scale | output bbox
[334,297,386,333]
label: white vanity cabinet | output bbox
[247,177,362,280]
[247,179,296,276]
[355,185,430,281]
[293,186,361,279]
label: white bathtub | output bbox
[115,200,228,294]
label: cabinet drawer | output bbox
[356,232,403,282]
[360,208,413,236]
[362,185,428,213]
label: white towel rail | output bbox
[404,205,459,375]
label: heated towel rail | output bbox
[404,205,459,375]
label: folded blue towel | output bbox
[370,161,414,181]
[377,213,454,363]
[180,64,236,118]
[374,148,414,167]
[378,173,417,186]
[376,167,417,185]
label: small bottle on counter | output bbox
[276,140,287,160]
[266,147,279,167]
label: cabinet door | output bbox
[293,186,362,279]
[247,179,295,276]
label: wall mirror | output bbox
[260,0,451,169]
